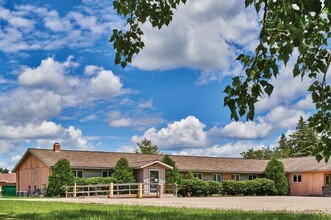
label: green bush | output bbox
[111,158,135,183]
[75,177,117,185]
[178,178,209,197]
[265,158,289,195]
[222,178,276,196]
[46,159,74,197]
[207,181,222,195]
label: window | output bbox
[102,170,113,177]
[293,174,302,183]
[72,170,83,178]
[212,174,223,182]
[325,175,330,185]
[193,173,203,180]
[231,174,240,181]
[249,174,257,180]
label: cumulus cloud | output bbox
[131,116,207,149]
[108,111,133,127]
[89,69,123,100]
[210,121,272,139]
[132,0,259,83]
[19,57,74,94]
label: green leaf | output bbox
[264,84,274,97]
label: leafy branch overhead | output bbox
[110,1,331,161]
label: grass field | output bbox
[0,200,330,220]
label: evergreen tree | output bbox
[264,158,288,195]
[274,133,293,158]
[288,116,319,157]
[134,138,160,154]
[111,158,135,183]
[161,155,181,183]
[46,159,74,197]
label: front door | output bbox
[149,169,160,193]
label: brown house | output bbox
[12,143,331,196]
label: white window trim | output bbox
[73,170,84,178]
[193,173,203,180]
[293,174,302,183]
[101,170,112,177]
[248,174,257,180]
[212,173,223,182]
[231,174,240,181]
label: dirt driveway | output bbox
[3,196,331,214]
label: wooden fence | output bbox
[65,182,177,199]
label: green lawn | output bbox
[0,200,329,220]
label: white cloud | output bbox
[19,57,73,94]
[132,0,259,83]
[137,99,153,109]
[175,141,268,157]
[11,155,22,162]
[0,121,62,139]
[108,111,133,127]
[89,69,123,100]
[132,116,207,149]
[257,106,308,129]
[211,121,272,139]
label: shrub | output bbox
[75,177,117,185]
[207,181,222,195]
[46,159,74,197]
[222,178,277,196]
[111,158,135,183]
[161,155,182,184]
[264,158,289,195]
[178,178,209,197]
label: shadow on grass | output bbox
[7,208,331,220]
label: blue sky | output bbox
[0,0,317,170]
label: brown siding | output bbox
[287,172,326,196]
[17,153,50,193]
[223,173,232,180]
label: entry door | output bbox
[149,169,160,193]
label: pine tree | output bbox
[46,159,74,197]
[111,158,135,183]
[161,155,181,183]
[274,133,293,158]
[134,138,160,154]
[288,116,319,157]
[264,158,288,195]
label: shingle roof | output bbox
[0,173,16,184]
[280,156,331,172]
[13,148,268,173]
[13,148,331,174]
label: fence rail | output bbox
[65,182,176,199]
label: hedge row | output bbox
[178,178,277,197]
[74,177,117,185]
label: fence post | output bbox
[173,183,177,197]
[73,183,77,198]
[65,186,67,198]
[109,182,113,198]
[138,183,143,198]
[157,184,161,198]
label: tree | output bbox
[288,116,319,157]
[161,155,181,183]
[46,159,74,197]
[274,134,293,158]
[134,138,160,154]
[240,147,274,159]
[0,168,9,173]
[111,158,135,183]
[110,1,331,161]
[264,158,288,195]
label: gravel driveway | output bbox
[2,196,331,214]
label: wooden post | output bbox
[173,183,177,197]
[65,186,67,198]
[109,182,113,198]
[157,184,161,198]
[73,183,77,198]
[138,183,143,198]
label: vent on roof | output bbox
[53,143,61,152]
